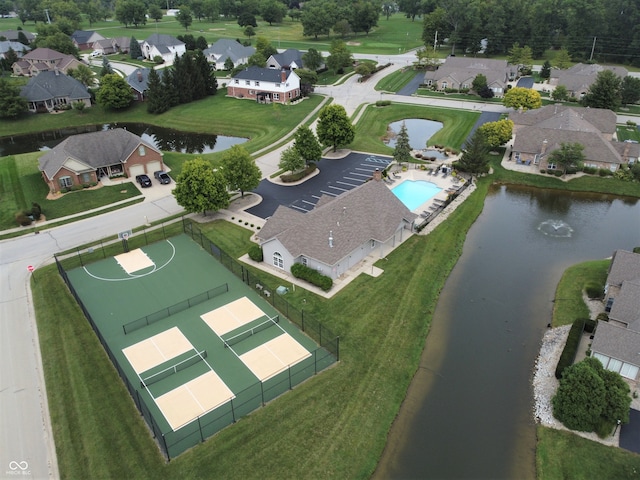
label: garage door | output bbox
[129,164,145,177]
[145,160,161,174]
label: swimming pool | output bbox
[392,180,442,211]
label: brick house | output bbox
[423,56,516,95]
[38,129,164,193]
[12,47,83,77]
[228,66,301,104]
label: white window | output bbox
[273,252,284,269]
[370,240,375,249]
[593,353,608,366]
[302,257,307,266]
[441,81,448,89]
[138,145,145,156]
[547,162,556,170]
[81,172,92,183]
[620,363,639,380]
[59,176,73,188]
[234,79,239,84]
[245,80,250,85]
[608,358,623,373]
[255,81,260,86]
[249,90,255,94]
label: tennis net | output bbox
[140,350,207,388]
[223,315,280,348]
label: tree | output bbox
[316,104,355,152]
[67,64,96,87]
[203,0,220,21]
[554,48,572,69]
[414,47,439,69]
[100,56,113,76]
[295,68,317,95]
[507,43,533,75]
[196,36,208,51]
[244,25,256,41]
[177,5,193,30]
[333,19,351,39]
[293,125,322,164]
[148,4,163,22]
[0,79,27,118]
[32,25,78,56]
[96,74,133,109]
[130,36,143,59]
[478,119,514,149]
[326,40,353,74]
[260,0,286,25]
[146,68,168,114]
[382,1,396,20]
[0,47,18,72]
[547,143,585,173]
[503,87,542,111]
[350,0,379,36]
[553,357,630,435]
[456,129,490,175]
[551,85,569,102]
[220,145,262,198]
[302,48,323,71]
[174,158,230,214]
[355,62,374,77]
[248,51,266,67]
[255,37,277,59]
[582,70,622,110]
[115,0,147,27]
[224,57,235,71]
[620,76,640,107]
[540,60,551,80]
[279,145,305,173]
[301,1,333,39]
[238,12,257,27]
[393,121,412,165]
[471,74,488,94]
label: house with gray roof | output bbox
[423,56,516,95]
[257,174,417,281]
[591,250,640,382]
[38,128,164,193]
[0,29,35,44]
[203,39,254,70]
[12,47,82,76]
[509,104,638,171]
[229,66,301,104]
[71,30,105,51]
[549,63,629,98]
[0,40,28,58]
[20,70,91,113]
[267,49,304,70]
[142,34,185,63]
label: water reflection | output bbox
[385,119,443,149]
[0,123,247,156]
[376,184,640,479]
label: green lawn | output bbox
[351,103,479,154]
[617,125,640,143]
[375,68,420,93]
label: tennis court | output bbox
[64,234,334,458]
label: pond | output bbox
[0,123,248,156]
[375,185,640,479]
[385,118,443,149]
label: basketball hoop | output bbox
[122,232,129,241]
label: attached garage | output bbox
[129,164,145,177]
[145,160,162,174]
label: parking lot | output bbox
[247,152,392,219]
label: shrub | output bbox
[248,245,263,262]
[375,100,391,107]
[584,318,597,334]
[596,312,609,322]
[555,318,587,379]
[153,55,164,64]
[15,211,32,226]
[626,120,637,127]
[70,185,83,191]
[31,202,42,220]
[290,263,333,291]
[280,163,318,183]
[585,282,603,299]
[554,170,563,177]
[598,168,613,177]
[546,169,555,174]
[582,166,597,175]
[540,169,547,174]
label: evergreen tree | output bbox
[161,67,179,107]
[582,70,622,110]
[129,36,142,59]
[393,121,412,165]
[146,68,168,114]
[194,50,217,97]
[540,60,551,80]
[0,78,27,118]
[456,130,490,175]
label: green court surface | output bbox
[65,234,333,458]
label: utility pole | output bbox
[589,36,596,62]
[433,30,438,52]
[44,8,51,24]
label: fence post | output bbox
[260,382,265,406]
[320,323,322,346]
[302,310,305,332]
[336,337,340,361]
[314,349,317,374]
[288,365,292,390]
[231,398,236,423]
[198,416,204,442]
[161,434,170,462]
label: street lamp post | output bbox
[613,419,621,435]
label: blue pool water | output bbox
[392,180,442,211]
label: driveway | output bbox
[516,77,535,89]
[247,153,392,219]
[620,409,640,454]
[397,71,425,96]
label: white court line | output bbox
[265,344,287,367]
[185,385,206,412]
[149,338,168,361]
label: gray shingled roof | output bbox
[609,280,640,326]
[592,321,640,366]
[125,68,167,93]
[0,29,35,42]
[20,71,90,102]
[269,49,303,68]
[22,47,68,61]
[232,65,292,83]
[145,33,184,48]
[257,179,417,265]
[38,128,160,180]
[204,39,254,64]
[550,63,629,93]
[509,104,616,134]
[0,40,29,55]
[424,56,514,86]
[607,250,640,287]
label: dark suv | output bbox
[154,171,171,184]
[135,174,152,188]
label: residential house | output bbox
[423,56,516,95]
[509,104,639,171]
[267,48,304,70]
[0,29,35,44]
[229,66,301,104]
[113,36,132,54]
[20,70,91,113]
[142,34,185,63]
[549,63,629,98]
[126,68,166,101]
[92,38,118,56]
[38,128,164,193]
[203,39,254,70]
[0,40,29,59]
[71,30,105,51]
[12,47,83,77]
[257,173,417,281]
[591,250,640,382]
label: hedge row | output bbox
[555,318,596,379]
[290,263,333,291]
[280,163,318,183]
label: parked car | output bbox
[90,50,102,58]
[136,174,152,188]
[154,171,171,184]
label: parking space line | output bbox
[301,199,316,206]
[290,204,310,213]
[337,181,358,187]
[351,171,372,177]
[327,185,348,192]
[320,190,338,196]
[343,176,364,182]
